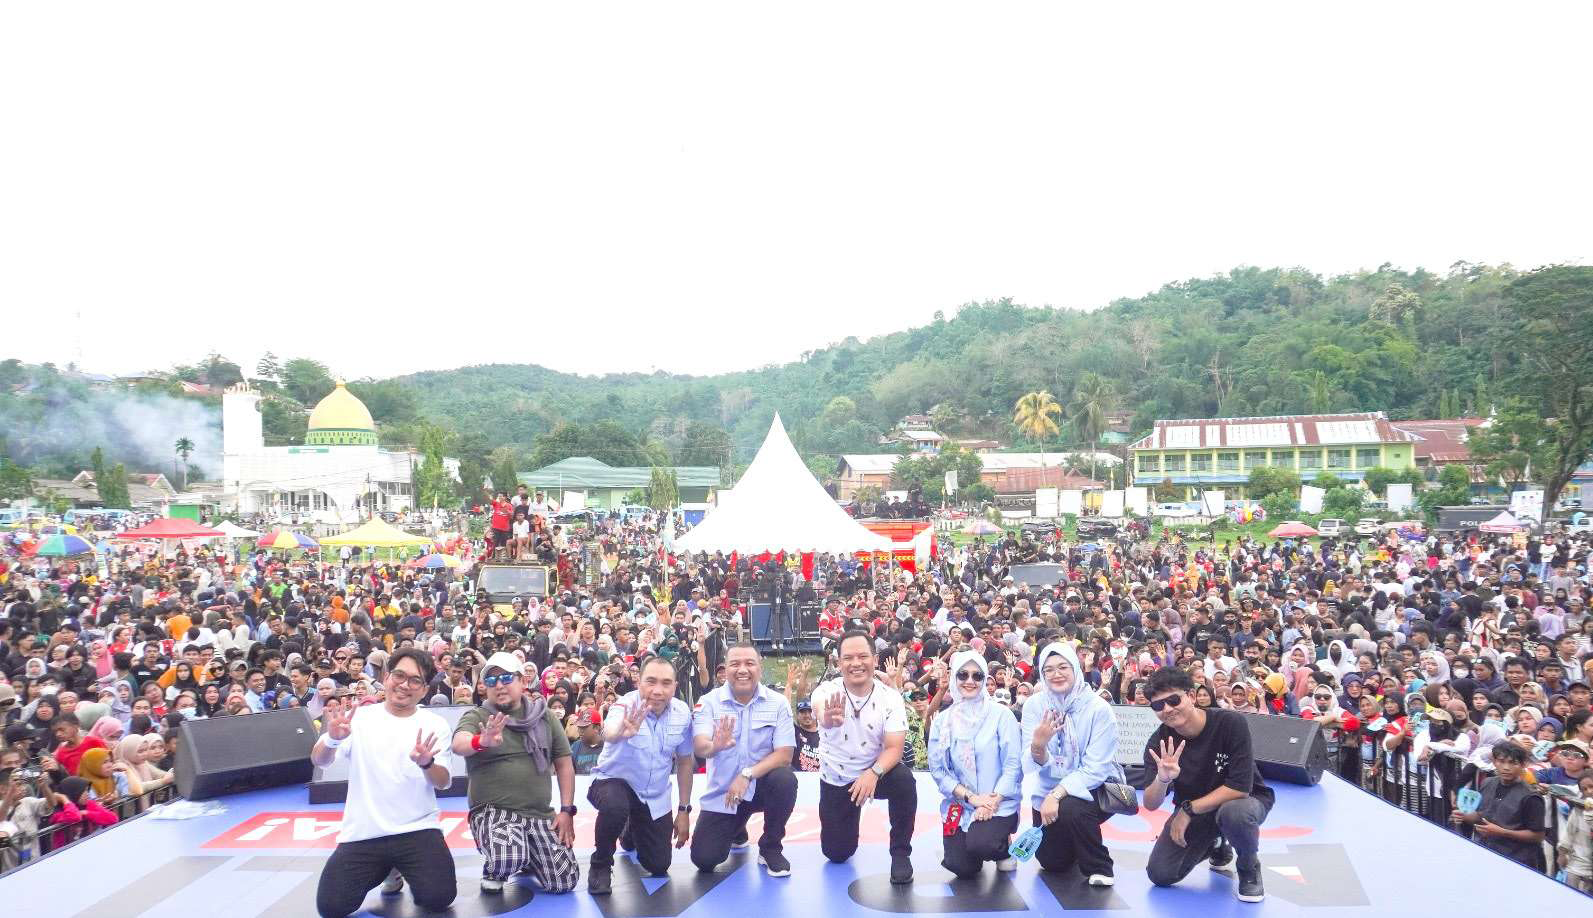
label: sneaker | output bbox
[1087,874,1114,887]
[997,858,1018,873]
[1208,840,1235,874]
[890,855,913,885]
[480,877,504,893]
[732,829,751,850]
[759,851,792,877]
[380,872,404,895]
[1236,860,1265,903]
[588,865,612,896]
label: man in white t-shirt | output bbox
[811,630,917,885]
[312,648,455,918]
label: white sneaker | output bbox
[1087,874,1115,887]
[480,877,504,893]
[997,858,1018,872]
[381,873,405,895]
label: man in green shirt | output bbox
[451,652,579,895]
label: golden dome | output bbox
[306,381,375,435]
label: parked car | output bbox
[1354,519,1382,536]
[1021,520,1060,540]
[1076,517,1120,538]
[1317,518,1344,537]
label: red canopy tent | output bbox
[1268,521,1319,538]
[114,518,225,540]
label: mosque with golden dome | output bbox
[220,380,458,522]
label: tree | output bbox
[90,446,107,495]
[527,421,646,470]
[0,457,33,502]
[646,466,679,512]
[1361,465,1423,497]
[1246,466,1301,501]
[1310,472,1343,492]
[1154,477,1182,502]
[255,351,282,382]
[412,424,455,508]
[1323,485,1365,519]
[1261,491,1296,521]
[1468,399,1553,487]
[1013,390,1062,482]
[201,353,244,389]
[489,451,522,496]
[1496,266,1593,508]
[280,359,334,406]
[1065,372,1115,482]
[173,437,194,490]
[677,422,732,469]
[1418,463,1473,516]
[100,462,131,509]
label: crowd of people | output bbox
[1,491,1590,906]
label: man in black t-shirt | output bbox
[1140,667,1273,903]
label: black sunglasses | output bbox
[956,669,985,683]
[1149,694,1184,712]
[481,673,517,687]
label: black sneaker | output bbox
[1236,859,1265,903]
[1209,840,1235,874]
[588,865,612,896]
[759,851,791,877]
[732,828,750,850]
[890,855,913,885]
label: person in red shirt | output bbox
[484,490,513,560]
[52,717,107,777]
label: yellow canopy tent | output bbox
[319,518,433,548]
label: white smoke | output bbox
[3,387,222,482]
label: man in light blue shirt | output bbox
[689,643,797,877]
[586,657,696,895]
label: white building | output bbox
[221,381,459,522]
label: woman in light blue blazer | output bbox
[1020,641,1121,886]
[927,649,1023,878]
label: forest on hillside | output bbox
[3,262,1590,505]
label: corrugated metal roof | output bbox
[519,457,721,489]
[1391,418,1484,462]
[1129,412,1420,451]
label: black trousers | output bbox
[316,828,456,918]
[1146,796,1270,887]
[691,765,798,871]
[942,811,1018,878]
[819,763,917,862]
[1032,796,1114,878]
[589,777,674,875]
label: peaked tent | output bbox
[114,517,225,540]
[675,414,893,556]
[1478,511,1526,533]
[211,520,261,540]
[319,518,433,548]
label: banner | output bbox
[944,470,958,496]
[1125,486,1149,515]
[1509,489,1544,522]
[1201,489,1225,517]
[1058,489,1083,515]
[1100,490,1125,518]
[1386,482,1413,513]
[1035,487,1059,518]
[1299,486,1324,514]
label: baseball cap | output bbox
[482,651,524,676]
[1555,738,1590,757]
[795,700,812,712]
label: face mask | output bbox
[1109,645,1127,662]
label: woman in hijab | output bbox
[77,746,138,807]
[1417,650,1451,685]
[108,679,135,729]
[87,715,124,746]
[165,662,201,702]
[927,650,1022,879]
[195,683,225,718]
[114,734,173,810]
[1020,641,1121,886]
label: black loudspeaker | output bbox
[797,601,821,638]
[1238,711,1328,786]
[175,707,317,800]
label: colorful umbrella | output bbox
[1268,521,1319,538]
[32,533,97,556]
[257,529,319,550]
[407,553,462,569]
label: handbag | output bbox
[1091,764,1140,816]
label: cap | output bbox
[795,700,812,712]
[586,710,602,727]
[0,683,15,707]
[1555,738,1590,756]
[482,651,524,676]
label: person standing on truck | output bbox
[484,490,513,562]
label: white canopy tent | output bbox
[675,414,893,555]
[1478,511,1526,533]
[211,520,261,539]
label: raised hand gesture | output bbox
[410,729,439,768]
[1032,709,1062,747]
[479,712,508,749]
[821,689,846,729]
[710,715,736,754]
[1148,736,1184,784]
[324,704,354,741]
[618,702,647,740]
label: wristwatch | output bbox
[416,756,435,770]
[1177,800,1196,818]
[560,804,578,816]
[739,767,755,781]
[678,804,692,813]
[870,764,886,779]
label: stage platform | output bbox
[6,773,1583,916]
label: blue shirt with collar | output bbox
[692,682,795,814]
[592,690,694,819]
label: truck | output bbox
[475,562,552,617]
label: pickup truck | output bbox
[476,562,552,617]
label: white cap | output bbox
[483,651,527,677]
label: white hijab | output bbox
[947,650,991,750]
[1036,641,1090,719]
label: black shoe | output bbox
[890,855,913,885]
[759,851,791,877]
[588,865,612,896]
[1209,840,1235,874]
[732,828,750,850]
[1236,859,1265,903]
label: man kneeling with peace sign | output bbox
[1141,667,1274,904]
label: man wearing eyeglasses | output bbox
[1140,667,1273,903]
[311,648,455,918]
[451,652,579,895]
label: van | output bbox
[1317,518,1344,537]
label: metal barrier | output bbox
[3,783,178,872]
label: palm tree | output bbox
[1013,391,1062,479]
[174,437,194,490]
[1066,373,1115,483]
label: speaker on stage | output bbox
[797,601,821,638]
[1239,711,1328,785]
[175,707,317,800]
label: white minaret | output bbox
[222,382,263,509]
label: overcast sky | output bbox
[2,2,1588,382]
